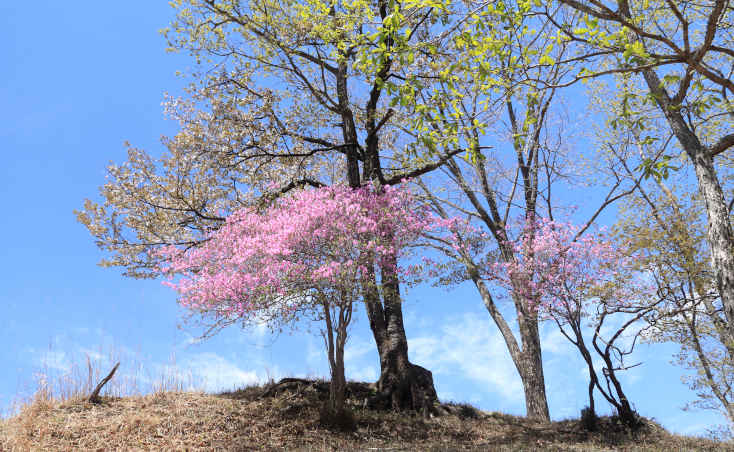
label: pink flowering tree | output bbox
[488,216,632,313]
[480,215,658,427]
[156,184,437,414]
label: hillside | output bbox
[0,379,728,451]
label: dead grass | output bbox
[4,343,200,420]
[1,379,730,451]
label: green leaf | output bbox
[539,54,555,65]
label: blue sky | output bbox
[0,1,727,437]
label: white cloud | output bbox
[299,334,380,383]
[38,350,71,372]
[78,349,106,362]
[23,329,274,397]
[344,337,374,363]
[348,365,378,382]
[408,312,524,403]
[177,353,264,392]
[252,321,270,339]
[539,324,573,355]
[305,337,326,374]
[344,337,378,381]
[440,390,458,402]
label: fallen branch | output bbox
[89,362,120,404]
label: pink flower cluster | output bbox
[487,215,641,314]
[155,184,440,319]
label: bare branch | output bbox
[89,362,120,404]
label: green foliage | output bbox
[636,155,681,182]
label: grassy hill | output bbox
[0,378,728,451]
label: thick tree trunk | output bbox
[362,259,438,413]
[359,124,438,412]
[332,13,438,413]
[377,289,437,413]
[642,68,734,341]
[688,151,734,335]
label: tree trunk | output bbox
[641,68,734,341]
[606,369,637,426]
[323,298,350,412]
[516,315,551,421]
[472,277,550,422]
[377,289,437,413]
[331,342,346,411]
[362,258,438,413]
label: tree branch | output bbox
[384,149,466,185]
[710,133,734,156]
[89,362,120,404]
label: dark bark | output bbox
[323,299,350,412]
[356,19,439,408]
[362,255,438,413]
[356,148,439,412]
[590,307,646,428]
[353,157,439,412]
[329,0,438,410]
[89,362,120,404]
[554,305,641,428]
[379,270,437,412]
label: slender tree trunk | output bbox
[574,326,598,416]
[606,369,636,424]
[516,314,551,421]
[641,68,734,342]
[587,379,595,416]
[332,335,347,411]
[323,300,339,410]
[323,297,351,412]
[556,306,644,427]
[472,277,550,421]
[684,308,734,423]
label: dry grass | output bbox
[5,344,200,419]
[1,378,730,451]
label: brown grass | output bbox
[5,344,200,418]
[1,379,729,451]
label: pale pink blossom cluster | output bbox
[154,184,442,320]
[487,215,644,314]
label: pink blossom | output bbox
[470,216,644,315]
[153,184,441,322]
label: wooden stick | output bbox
[89,362,120,404]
